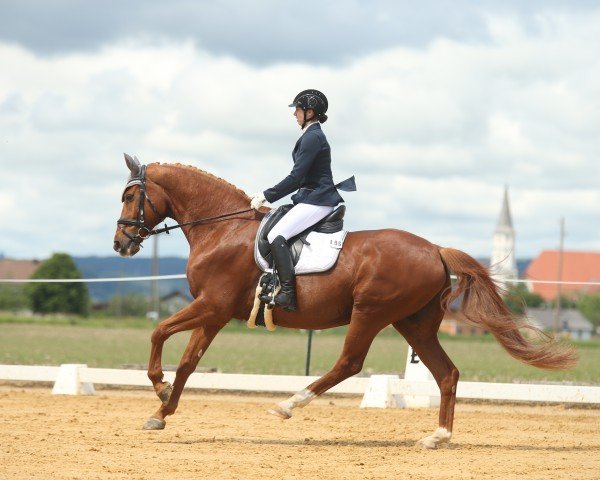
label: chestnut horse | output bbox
[113,158,577,449]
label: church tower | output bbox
[491,186,518,282]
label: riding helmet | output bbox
[289,89,328,116]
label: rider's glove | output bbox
[250,192,267,210]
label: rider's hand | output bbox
[250,192,267,210]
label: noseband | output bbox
[117,165,161,247]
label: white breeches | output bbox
[267,203,335,243]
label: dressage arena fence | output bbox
[1,273,600,407]
[1,363,600,407]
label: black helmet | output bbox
[289,89,328,116]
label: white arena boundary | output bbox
[1,364,599,405]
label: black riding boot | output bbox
[260,236,297,312]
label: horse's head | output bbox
[113,154,169,257]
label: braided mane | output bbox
[149,162,250,200]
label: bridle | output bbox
[117,165,162,247]
[117,166,254,248]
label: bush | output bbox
[106,293,149,317]
[0,284,29,311]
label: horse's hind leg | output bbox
[393,302,460,449]
[268,308,382,419]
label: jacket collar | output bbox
[300,121,321,136]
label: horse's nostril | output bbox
[113,240,121,252]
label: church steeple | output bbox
[496,186,513,232]
[491,186,518,282]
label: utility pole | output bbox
[553,217,565,333]
[151,235,160,321]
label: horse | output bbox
[113,156,577,449]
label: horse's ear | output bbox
[124,153,141,176]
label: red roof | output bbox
[525,250,600,300]
[0,259,42,279]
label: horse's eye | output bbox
[125,194,134,202]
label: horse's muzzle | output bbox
[113,238,140,257]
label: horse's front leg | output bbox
[144,322,223,430]
[147,301,203,400]
[146,301,226,409]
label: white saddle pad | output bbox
[255,230,348,275]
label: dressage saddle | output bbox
[257,204,346,268]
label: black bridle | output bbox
[117,166,253,247]
[117,165,162,246]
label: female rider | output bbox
[250,89,355,311]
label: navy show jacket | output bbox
[263,123,347,207]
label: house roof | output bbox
[526,308,593,332]
[0,259,41,279]
[525,250,600,300]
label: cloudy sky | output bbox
[1,0,598,262]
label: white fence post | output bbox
[52,364,96,395]
[360,374,401,408]
[397,347,440,408]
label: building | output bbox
[525,250,600,301]
[490,186,518,284]
[526,308,594,341]
[0,259,41,279]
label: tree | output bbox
[25,253,90,316]
[503,282,545,314]
[578,293,600,329]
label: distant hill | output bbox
[73,256,189,302]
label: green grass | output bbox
[0,319,598,384]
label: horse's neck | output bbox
[149,164,250,235]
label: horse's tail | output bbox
[438,247,578,370]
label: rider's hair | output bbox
[318,113,328,123]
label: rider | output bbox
[250,89,355,312]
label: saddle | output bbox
[249,204,348,330]
[256,204,346,268]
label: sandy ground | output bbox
[0,386,599,480]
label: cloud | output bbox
[0,5,599,261]
[0,0,493,63]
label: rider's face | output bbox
[293,106,314,126]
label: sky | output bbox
[1,0,599,261]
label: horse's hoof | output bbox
[158,383,173,405]
[267,405,292,419]
[417,437,437,449]
[143,417,166,430]
[417,428,451,449]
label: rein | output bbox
[148,208,254,237]
[117,165,254,247]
